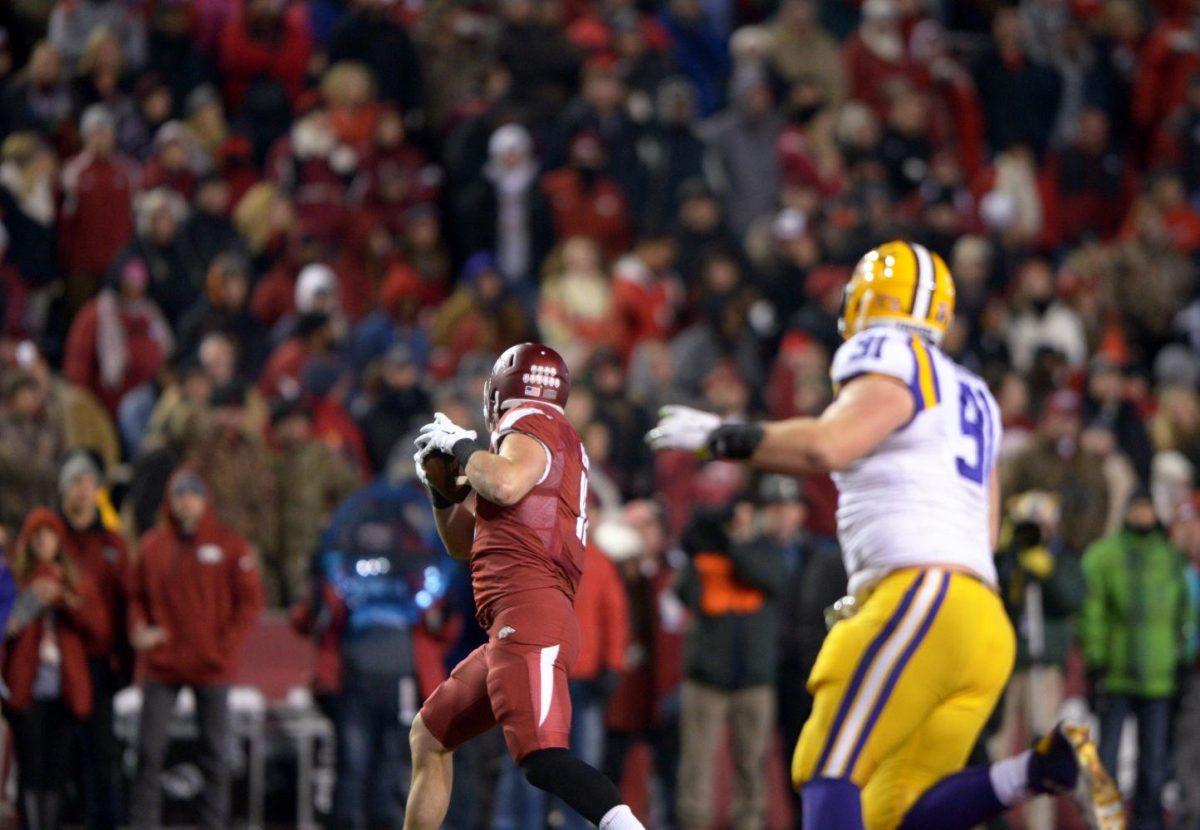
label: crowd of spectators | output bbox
[1,0,1200,827]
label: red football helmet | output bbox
[483,343,571,430]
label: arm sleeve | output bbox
[831,329,940,413]
[728,541,786,597]
[226,537,265,649]
[674,561,700,610]
[601,559,630,673]
[126,538,149,632]
[1178,553,1197,663]
[64,574,111,647]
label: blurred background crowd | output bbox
[1,0,1200,828]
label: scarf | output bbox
[95,288,175,390]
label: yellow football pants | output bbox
[792,567,1016,830]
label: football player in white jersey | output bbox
[647,241,1124,830]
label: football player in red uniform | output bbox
[405,343,644,830]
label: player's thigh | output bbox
[418,644,497,753]
[484,593,581,763]
[792,569,949,788]
[793,570,1013,790]
[860,696,997,830]
[861,580,1015,830]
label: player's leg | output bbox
[897,722,1124,830]
[405,644,498,830]
[486,592,645,830]
[791,569,960,829]
[405,714,455,830]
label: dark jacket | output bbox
[675,512,784,689]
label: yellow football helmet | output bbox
[839,240,956,344]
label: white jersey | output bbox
[829,327,1001,594]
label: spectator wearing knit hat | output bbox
[430,253,531,372]
[455,123,555,288]
[700,66,782,238]
[0,370,66,536]
[541,129,633,261]
[188,380,279,581]
[0,42,74,141]
[57,450,129,830]
[357,344,431,474]
[59,104,139,316]
[267,397,359,607]
[63,255,174,416]
[128,468,264,830]
[1004,389,1111,554]
[110,186,198,325]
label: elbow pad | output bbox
[707,422,765,460]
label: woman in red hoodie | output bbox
[3,508,106,830]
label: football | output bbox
[423,450,472,504]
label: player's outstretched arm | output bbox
[749,375,913,474]
[647,375,914,475]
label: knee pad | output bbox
[802,777,864,830]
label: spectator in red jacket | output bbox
[604,500,686,823]
[63,256,174,415]
[217,0,312,111]
[127,468,264,830]
[1048,108,1133,244]
[541,129,632,261]
[3,508,107,830]
[842,0,925,117]
[59,104,139,316]
[57,450,130,830]
[1133,6,1200,136]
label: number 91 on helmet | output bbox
[839,240,956,345]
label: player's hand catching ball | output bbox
[645,405,722,452]
[415,412,477,456]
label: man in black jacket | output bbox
[675,498,784,830]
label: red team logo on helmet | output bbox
[483,343,572,429]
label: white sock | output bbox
[989,750,1033,806]
[598,804,645,830]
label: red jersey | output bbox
[471,401,589,626]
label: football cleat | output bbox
[1029,722,1125,830]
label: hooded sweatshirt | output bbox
[3,509,107,718]
[128,470,264,685]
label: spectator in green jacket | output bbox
[1082,490,1197,830]
[674,499,784,830]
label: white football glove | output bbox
[415,412,478,456]
[645,405,722,452]
[413,447,432,488]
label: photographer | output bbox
[989,490,1084,829]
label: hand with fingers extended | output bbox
[645,405,722,453]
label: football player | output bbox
[405,343,644,830]
[647,241,1124,830]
